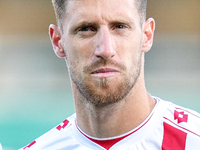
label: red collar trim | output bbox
[76,115,152,150]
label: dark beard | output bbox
[69,54,142,107]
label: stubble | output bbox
[68,51,142,107]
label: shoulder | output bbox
[162,100,200,139]
[153,98,200,149]
[19,114,77,150]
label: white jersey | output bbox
[20,97,200,150]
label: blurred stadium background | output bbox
[0,0,199,149]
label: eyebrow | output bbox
[110,20,134,26]
[69,21,98,33]
[70,19,134,33]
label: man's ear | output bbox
[49,24,66,58]
[142,18,155,53]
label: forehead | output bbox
[66,0,136,10]
[64,0,139,26]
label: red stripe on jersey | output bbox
[164,117,200,138]
[23,141,36,149]
[162,122,187,150]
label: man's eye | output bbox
[79,27,95,32]
[80,27,90,32]
[75,26,96,37]
[115,24,125,29]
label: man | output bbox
[20,0,200,149]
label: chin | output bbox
[82,79,133,107]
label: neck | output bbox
[72,73,155,138]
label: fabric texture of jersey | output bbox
[20,97,200,150]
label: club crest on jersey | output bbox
[174,110,188,124]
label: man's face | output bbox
[61,0,145,106]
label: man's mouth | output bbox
[91,68,119,78]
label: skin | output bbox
[49,0,156,138]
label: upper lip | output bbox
[91,68,119,74]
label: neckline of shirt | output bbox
[72,97,169,149]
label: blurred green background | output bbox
[0,0,200,149]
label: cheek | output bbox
[75,39,94,62]
[119,40,142,75]
[117,39,139,61]
[65,39,93,70]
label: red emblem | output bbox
[56,119,69,131]
[174,110,188,124]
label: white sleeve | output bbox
[0,143,2,150]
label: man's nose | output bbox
[94,28,116,60]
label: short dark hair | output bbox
[135,0,147,24]
[52,0,147,30]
